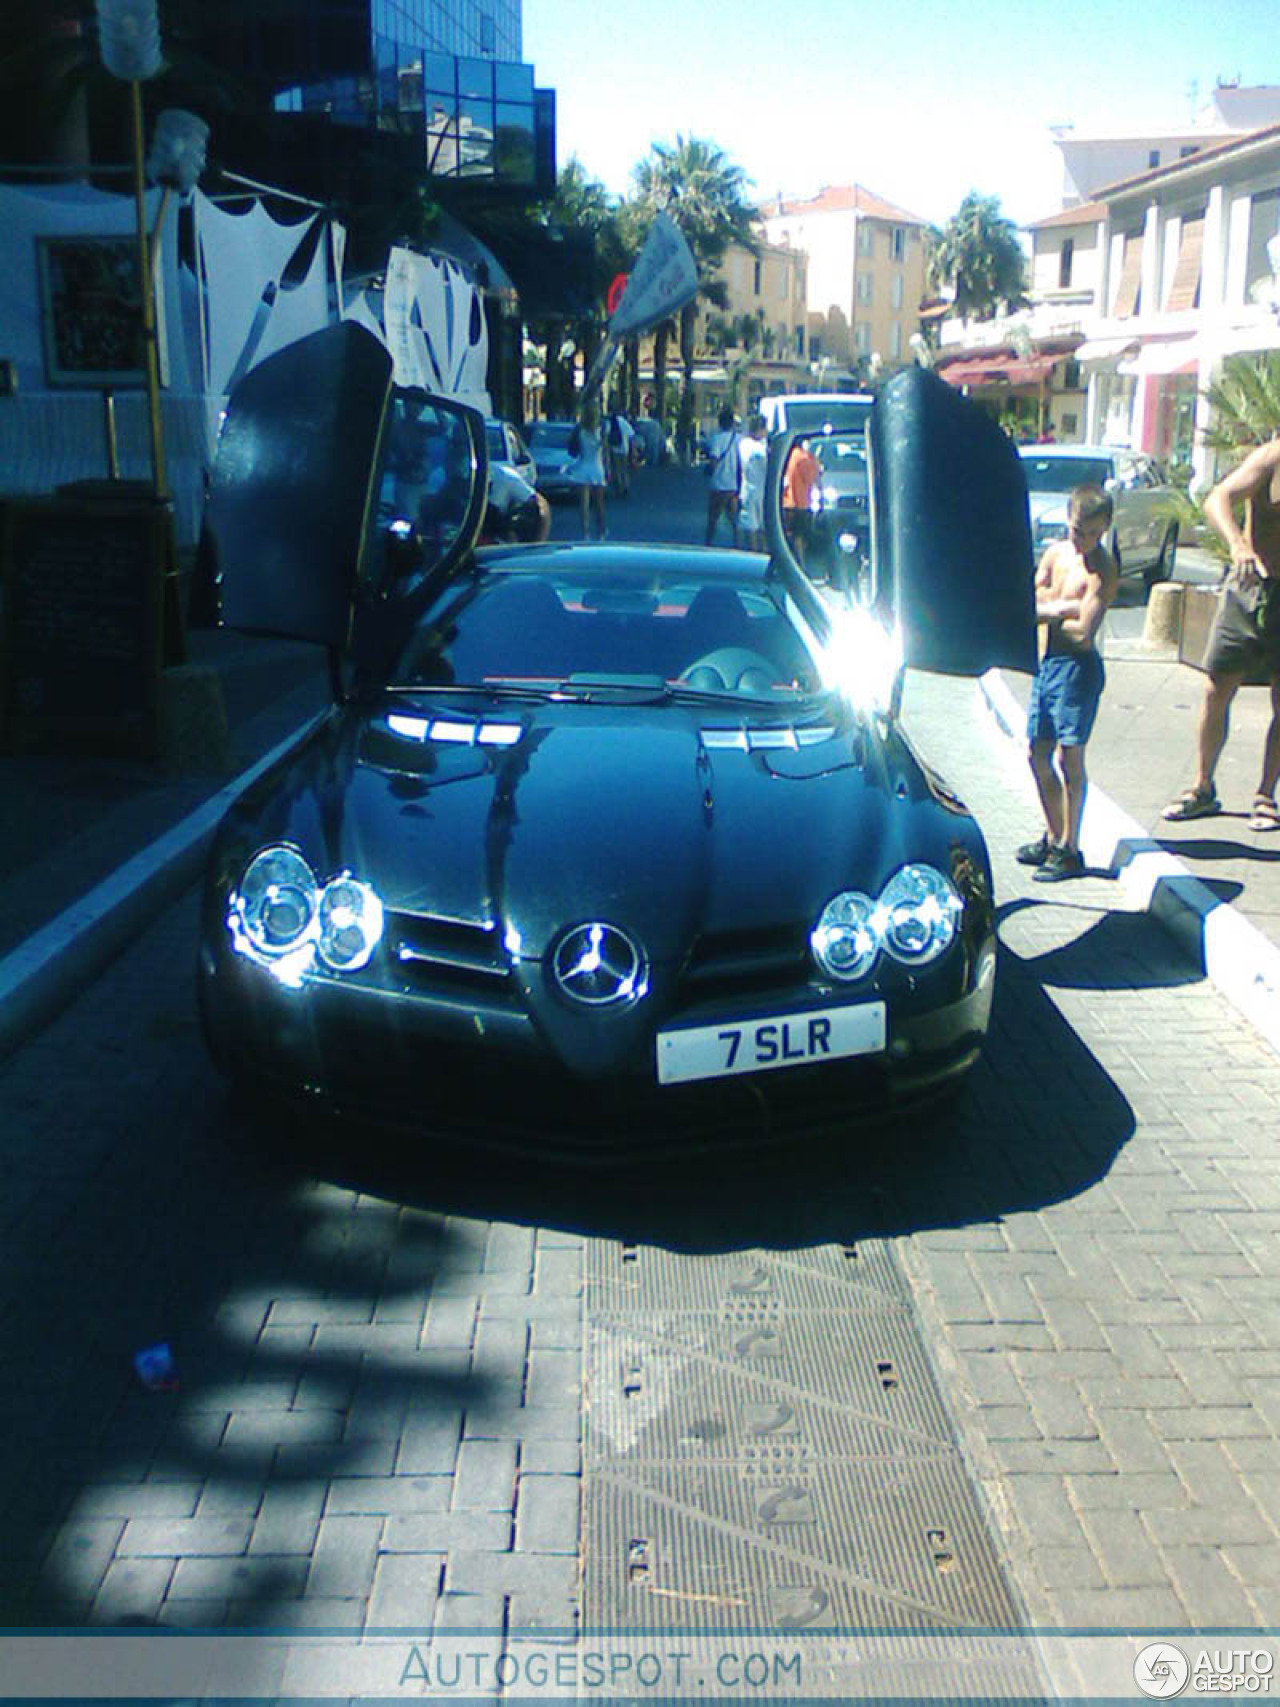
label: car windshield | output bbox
[1020,454,1112,493]
[392,569,825,700]
[777,401,872,435]
[529,422,574,449]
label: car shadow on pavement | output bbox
[317,914,1145,1260]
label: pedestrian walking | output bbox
[705,407,742,546]
[567,401,607,540]
[737,414,768,552]
[605,405,635,496]
[1017,483,1119,882]
[1162,435,1280,831]
[780,438,821,569]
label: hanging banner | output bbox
[609,212,698,338]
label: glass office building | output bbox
[252,0,552,196]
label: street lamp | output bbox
[95,0,169,499]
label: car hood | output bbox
[257,706,917,964]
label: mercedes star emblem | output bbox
[552,922,645,1006]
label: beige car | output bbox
[1019,444,1181,586]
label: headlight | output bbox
[811,891,879,982]
[317,877,384,971]
[876,864,964,964]
[810,865,964,982]
[227,846,385,980]
[234,847,318,958]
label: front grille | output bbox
[384,910,510,993]
[680,923,810,1002]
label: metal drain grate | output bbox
[584,1238,1023,1634]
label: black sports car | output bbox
[197,325,1033,1149]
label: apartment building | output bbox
[760,185,930,376]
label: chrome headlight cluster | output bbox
[228,845,384,983]
[811,864,964,982]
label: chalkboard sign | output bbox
[1,497,164,756]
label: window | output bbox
[889,321,902,358]
[1164,213,1205,312]
[891,226,905,262]
[890,273,904,310]
[856,272,873,306]
[857,223,874,258]
[854,323,870,355]
[753,258,762,295]
[1062,412,1078,435]
[1148,149,1161,169]
[1179,145,1198,159]
[795,325,805,355]
[1111,231,1143,317]
[1246,188,1280,297]
[1058,238,1074,289]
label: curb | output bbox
[979,668,1280,1057]
[0,716,321,1061]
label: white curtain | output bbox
[376,245,490,412]
[194,193,318,395]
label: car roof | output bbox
[1017,443,1121,459]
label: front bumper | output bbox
[198,930,995,1153]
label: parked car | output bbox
[527,419,578,498]
[196,325,1033,1151]
[1018,444,1180,584]
[484,417,535,489]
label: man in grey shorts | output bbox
[1163,435,1280,831]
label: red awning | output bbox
[939,353,1059,388]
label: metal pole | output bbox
[129,78,167,501]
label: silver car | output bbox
[1018,444,1180,585]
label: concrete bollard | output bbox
[1143,580,1185,653]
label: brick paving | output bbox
[896,671,1280,1628]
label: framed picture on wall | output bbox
[37,235,168,388]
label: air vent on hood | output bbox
[700,725,836,752]
[384,713,523,747]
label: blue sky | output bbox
[523,0,1280,228]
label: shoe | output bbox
[1162,785,1220,821]
[1033,845,1085,883]
[1249,793,1280,832]
[1016,833,1051,866]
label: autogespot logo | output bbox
[552,922,646,1007]
[1134,1642,1190,1699]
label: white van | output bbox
[758,392,874,437]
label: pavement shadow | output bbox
[319,924,1136,1259]
[1159,832,1280,870]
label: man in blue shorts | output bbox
[1017,484,1119,881]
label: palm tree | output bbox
[1165,351,1280,560]
[525,156,630,415]
[1201,350,1280,458]
[927,192,1028,323]
[633,135,758,455]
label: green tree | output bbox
[1166,351,1280,560]
[525,156,631,416]
[632,135,758,454]
[927,191,1028,322]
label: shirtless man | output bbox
[1017,484,1120,882]
[1162,435,1280,832]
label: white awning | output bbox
[1118,337,1201,377]
[1074,336,1140,368]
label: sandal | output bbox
[1249,793,1280,832]
[1162,785,1221,822]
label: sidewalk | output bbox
[982,630,1280,1054]
[0,626,330,1055]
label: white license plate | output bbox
[656,1003,886,1086]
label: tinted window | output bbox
[396,572,822,696]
